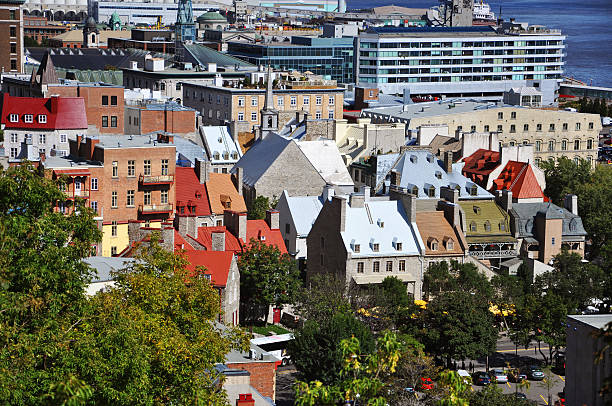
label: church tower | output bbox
[83,17,99,48]
[175,0,195,42]
[260,66,278,138]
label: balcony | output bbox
[139,203,173,214]
[63,189,90,199]
[139,174,174,185]
[469,249,517,259]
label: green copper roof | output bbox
[197,11,227,22]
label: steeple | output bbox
[264,65,274,110]
[175,0,195,42]
[31,51,59,87]
[260,65,278,138]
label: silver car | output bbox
[488,368,508,384]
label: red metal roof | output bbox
[461,149,502,184]
[245,220,288,254]
[53,168,91,176]
[182,250,234,288]
[174,230,195,251]
[492,161,544,199]
[1,95,87,130]
[175,167,212,217]
[192,226,242,254]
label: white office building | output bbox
[357,24,565,105]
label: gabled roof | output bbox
[461,148,502,183]
[205,173,247,215]
[388,150,491,199]
[174,230,195,251]
[246,220,287,254]
[341,199,422,257]
[182,250,235,288]
[492,161,544,200]
[282,191,325,237]
[513,202,587,238]
[232,133,292,187]
[175,167,212,216]
[192,221,287,254]
[1,95,87,130]
[193,226,242,253]
[201,126,242,164]
[31,51,59,86]
[296,139,354,187]
[415,212,465,256]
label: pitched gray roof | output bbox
[183,43,253,68]
[232,133,292,187]
[84,256,136,282]
[512,202,587,238]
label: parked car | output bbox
[508,368,528,383]
[554,352,566,375]
[472,371,491,386]
[488,368,508,383]
[523,365,545,381]
[457,369,472,385]
[513,393,527,399]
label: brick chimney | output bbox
[211,230,226,251]
[195,158,210,184]
[236,394,255,406]
[390,187,416,223]
[265,209,279,230]
[224,211,247,242]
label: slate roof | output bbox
[342,199,422,257]
[387,150,491,199]
[233,134,292,187]
[205,173,247,215]
[296,139,354,187]
[512,202,587,239]
[182,250,235,288]
[174,135,207,167]
[1,95,88,130]
[175,167,212,217]
[84,256,136,283]
[201,126,242,164]
[492,161,544,200]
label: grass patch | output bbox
[250,324,290,336]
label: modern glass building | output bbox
[227,36,356,84]
[357,25,566,105]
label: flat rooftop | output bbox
[182,83,344,93]
[43,155,103,169]
[568,314,612,330]
[364,25,563,38]
[362,99,510,121]
[95,134,176,149]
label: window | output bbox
[251,112,257,121]
[161,159,168,175]
[536,140,541,151]
[144,160,151,176]
[111,191,118,208]
[10,133,17,143]
[8,42,14,54]
[562,123,568,131]
[316,96,322,105]
[497,112,503,120]
[91,178,98,190]
[372,243,380,252]
[90,201,98,213]
[10,147,17,158]
[484,125,490,132]
[144,191,151,205]
[237,112,244,121]
[329,96,335,105]
[161,190,168,204]
[470,221,477,232]
[386,261,393,272]
[9,26,16,37]
[238,97,245,107]
[24,114,33,123]
[575,123,581,131]
[60,134,67,143]
[587,139,593,149]
[315,111,321,119]
[457,126,462,132]
[551,237,555,246]
[277,96,284,107]
[589,122,594,130]
[102,116,108,127]
[9,114,17,122]
[523,124,529,132]
[574,140,580,150]
[354,244,360,253]
[285,223,290,234]
[470,125,476,132]
[561,140,567,151]
[328,110,334,119]
[112,161,118,177]
[303,96,309,106]
[111,116,117,128]
[38,134,46,144]
[396,242,402,251]
[175,83,181,91]
[535,158,541,166]
[373,261,380,273]
[9,9,15,19]
[357,262,364,273]
[510,124,516,133]
[111,246,117,256]
[548,140,555,151]
[320,237,325,249]
[549,124,555,132]
[320,254,324,266]
[127,160,135,177]
[399,260,405,271]
[126,190,135,207]
[511,111,516,119]
[497,125,503,132]
[537,123,542,132]
[251,96,258,107]
[484,221,491,231]
[290,96,297,107]
[426,186,435,197]
[102,95,109,106]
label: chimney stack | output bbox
[233,167,243,196]
[349,192,365,208]
[265,209,279,230]
[390,169,401,187]
[443,150,453,173]
[498,189,512,212]
[224,211,247,242]
[564,194,578,215]
[211,230,226,251]
[440,185,459,204]
[331,195,346,232]
[195,158,210,184]
[322,184,335,201]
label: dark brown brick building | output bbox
[0,0,24,73]
[23,15,67,44]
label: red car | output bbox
[420,377,434,390]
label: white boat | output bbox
[473,0,496,25]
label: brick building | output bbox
[1,94,88,162]
[125,101,196,137]
[2,53,125,134]
[0,0,24,73]
[23,15,66,44]
[43,133,177,256]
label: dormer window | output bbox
[231,152,238,159]
[499,222,506,231]
[426,154,434,163]
[377,218,384,228]
[223,152,229,160]
[213,152,220,160]
[354,244,360,253]
[372,243,379,252]
[24,114,33,123]
[195,191,202,199]
[426,185,435,198]
[9,114,18,122]
[444,237,454,250]
[484,220,491,232]
[38,115,47,123]
[411,186,419,196]
[435,171,442,179]
[469,184,478,196]
[428,237,439,251]
[396,242,402,251]
[470,221,477,232]
[409,155,417,164]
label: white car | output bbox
[488,369,508,384]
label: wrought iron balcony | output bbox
[469,249,517,258]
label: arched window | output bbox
[484,220,491,232]
[470,221,477,232]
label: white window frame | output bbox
[10,133,18,143]
[237,112,244,121]
[328,96,335,105]
[60,134,67,143]
[251,112,257,122]
[24,114,33,123]
[9,114,18,122]
[277,96,284,106]
[303,96,309,106]
[91,178,98,190]
[290,96,297,107]
[237,97,245,107]
[251,96,258,107]
[38,115,47,123]
[315,96,322,105]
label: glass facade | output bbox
[228,37,355,84]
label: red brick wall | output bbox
[140,109,196,135]
[226,362,278,400]
[78,86,125,134]
[0,5,23,73]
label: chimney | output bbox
[359,185,371,199]
[265,209,279,230]
[224,211,247,242]
[322,184,335,201]
[390,188,416,223]
[195,158,210,184]
[390,169,401,187]
[236,394,255,406]
[233,167,243,196]
[498,189,512,212]
[564,194,578,215]
[440,186,459,204]
[229,120,239,144]
[211,231,226,251]
[349,192,365,208]
[161,226,175,252]
[443,150,453,173]
[331,195,346,232]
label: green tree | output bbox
[289,312,375,385]
[539,156,592,206]
[24,36,40,47]
[238,239,301,323]
[294,273,352,324]
[467,384,533,406]
[575,165,612,258]
[370,276,420,332]
[248,195,270,220]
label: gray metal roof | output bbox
[512,202,587,238]
[183,43,253,68]
[567,314,612,330]
[84,256,136,282]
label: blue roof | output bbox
[368,25,496,34]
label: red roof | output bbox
[245,220,287,254]
[492,161,544,199]
[175,167,212,217]
[461,149,501,185]
[1,95,87,130]
[174,230,195,251]
[192,226,243,254]
[182,250,234,288]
